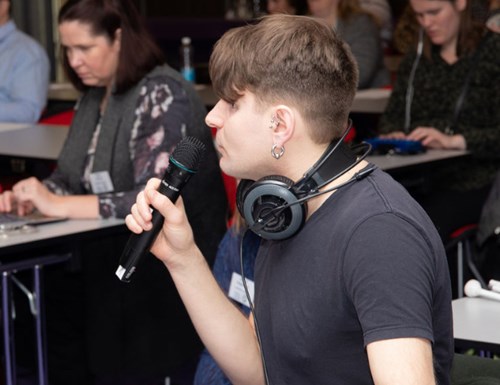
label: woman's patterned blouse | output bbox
[44,76,192,218]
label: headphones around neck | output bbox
[236,123,375,241]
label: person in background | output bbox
[0,0,49,123]
[127,14,453,385]
[395,0,499,55]
[266,0,308,14]
[486,0,500,32]
[0,0,227,384]
[378,0,500,243]
[392,4,420,54]
[359,0,394,49]
[193,211,260,385]
[307,0,390,89]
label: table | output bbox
[187,85,391,113]
[453,297,500,352]
[47,83,81,102]
[0,218,126,385]
[0,124,68,161]
[368,149,469,171]
[350,88,391,114]
[0,123,31,133]
[0,123,468,171]
[49,82,391,114]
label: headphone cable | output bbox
[404,27,424,134]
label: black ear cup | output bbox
[236,176,307,240]
[235,138,366,241]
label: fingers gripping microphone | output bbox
[464,279,500,302]
[116,137,205,283]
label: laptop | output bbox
[0,211,67,232]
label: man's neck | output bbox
[305,159,369,219]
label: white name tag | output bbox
[89,171,114,194]
[228,272,254,308]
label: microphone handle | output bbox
[119,210,165,282]
[117,169,191,282]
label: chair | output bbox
[445,224,487,298]
[38,109,75,126]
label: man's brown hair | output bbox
[209,14,359,143]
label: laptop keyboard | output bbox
[0,213,29,231]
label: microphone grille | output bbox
[171,136,206,171]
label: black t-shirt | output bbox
[254,167,453,385]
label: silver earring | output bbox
[269,115,279,130]
[271,144,285,159]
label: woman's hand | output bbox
[0,190,20,213]
[407,127,466,150]
[11,177,59,216]
[378,131,407,139]
[125,178,199,269]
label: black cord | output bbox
[239,229,271,385]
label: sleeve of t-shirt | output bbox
[342,213,436,347]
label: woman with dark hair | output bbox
[378,0,500,243]
[0,0,227,384]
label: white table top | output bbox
[190,85,391,113]
[350,88,391,114]
[0,123,468,172]
[0,218,125,254]
[452,297,500,348]
[368,149,469,171]
[49,82,391,114]
[0,122,32,132]
[0,123,68,160]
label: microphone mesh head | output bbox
[171,136,206,171]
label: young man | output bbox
[126,15,453,385]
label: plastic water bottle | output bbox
[180,36,195,83]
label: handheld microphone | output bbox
[116,136,205,283]
[464,279,500,302]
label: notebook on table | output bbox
[0,211,67,232]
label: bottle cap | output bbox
[181,36,191,45]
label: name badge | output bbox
[228,272,254,308]
[89,171,114,194]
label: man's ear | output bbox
[271,105,295,147]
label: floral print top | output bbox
[44,76,191,218]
